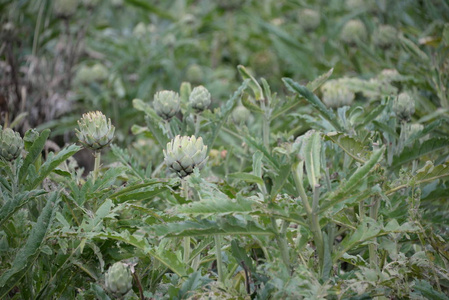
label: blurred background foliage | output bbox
[1,0,448,145]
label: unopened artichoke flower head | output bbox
[164,135,208,177]
[0,126,24,161]
[153,90,181,120]
[105,262,133,296]
[189,85,211,111]
[76,111,115,150]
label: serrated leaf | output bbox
[238,65,263,101]
[414,161,449,183]
[413,280,449,300]
[19,129,50,183]
[0,192,59,297]
[325,132,368,163]
[241,94,264,114]
[152,218,274,238]
[206,79,248,149]
[176,195,254,215]
[321,147,384,213]
[391,138,449,170]
[283,78,343,131]
[0,189,46,227]
[306,68,334,92]
[227,172,264,186]
[28,144,81,189]
[303,131,322,188]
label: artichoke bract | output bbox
[189,85,211,111]
[105,262,133,296]
[0,126,24,161]
[153,90,181,120]
[76,111,115,150]
[164,135,208,178]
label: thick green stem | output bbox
[194,114,201,136]
[260,99,270,151]
[293,163,324,267]
[214,235,225,283]
[182,179,191,263]
[270,216,290,268]
[93,151,101,182]
[369,196,380,267]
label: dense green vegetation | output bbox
[1,0,449,299]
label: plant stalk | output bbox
[181,179,191,263]
[214,235,225,283]
[93,150,101,182]
[368,196,380,267]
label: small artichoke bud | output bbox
[321,80,355,109]
[76,111,115,150]
[153,90,181,120]
[90,63,108,82]
[297,9,321,32]
[189,85,211,111]
[186,64,204,84]
[163,135,208,178]
[105,262,133,296]
[393,92,415,121]
[341,19,367,45]
[232,105,251,124]
[373,25,398,49]
[249,50,279,77]
[53,0,78,18]
[0,126,24,161]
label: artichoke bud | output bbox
[393,92,415,121]
[297,9,321,32]
[0,126,24,161]
[341,19,367,45]
[373,25,397,49]
[164,135,208,178]
[232,105,251,124]
[186,64,204,84]
[76,111,115,150]
[82,0,100,9]
[321,80,355,109]
[153,90,181,120]
[189,85,211,111]
[105,262,133,296]
[53,0,78,18]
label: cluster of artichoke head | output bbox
[153,85,211,121]
[0,126,23,162]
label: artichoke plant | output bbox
[76,111,115,150]
[53,0,78,18]
[153,90,181,120]
[189,85,211,111]
[105,262,133,296]
[164,135,208,177]
[0,126,24,161]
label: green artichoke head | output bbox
[153,90,181,120]
[341,19,367,45]
[393,92,415,121]
[189,85,211,111]
[232,105,251,124]
[164,135,208,177]
[297,8,321,32]
[76,111,115,150]
[105,262,133,296]
[373,24,398,49]
[0,126,24,161]
[321,80,355,109]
